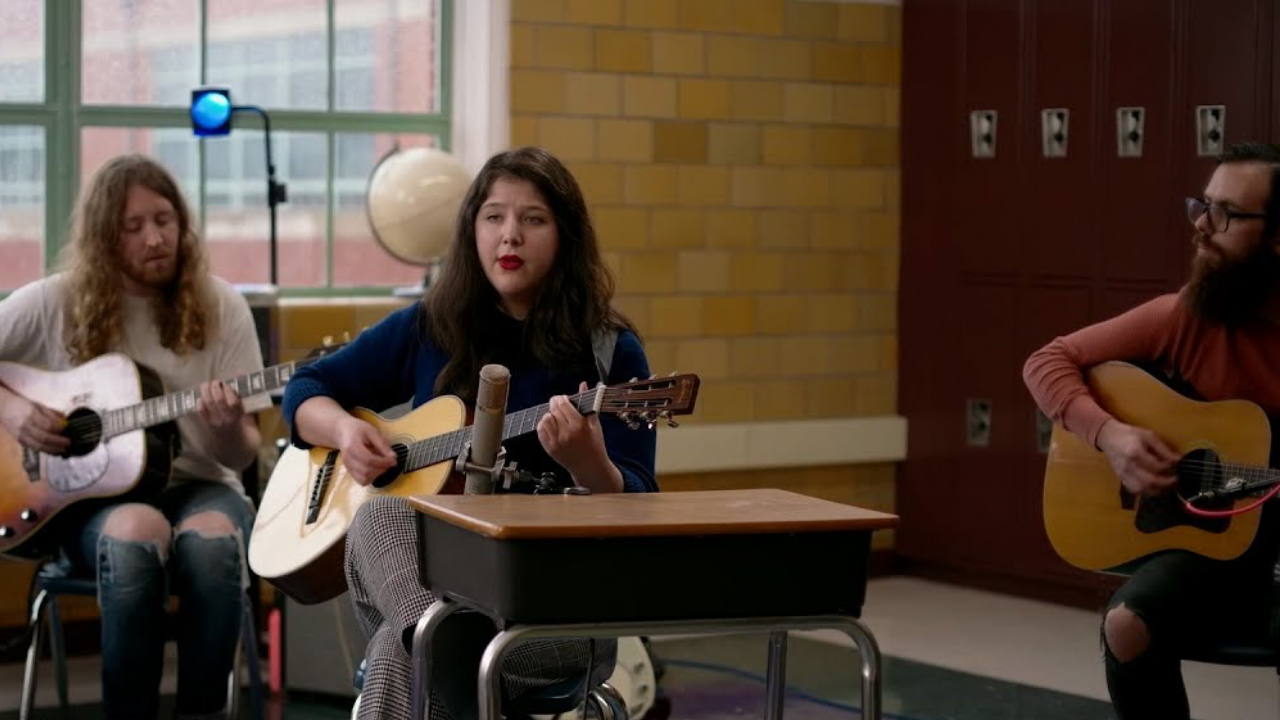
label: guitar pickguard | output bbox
[1134,493,1228,535]
[43,444,111,492]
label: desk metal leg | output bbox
[765,631,788,720]
[410,599,462,720]
[476,627,537,720]
[833,617,882,720]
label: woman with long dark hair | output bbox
[283,146,656,719]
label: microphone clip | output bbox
[455,442,518,493]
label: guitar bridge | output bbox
[305,450,339,525]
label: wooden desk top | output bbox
[407,488,899,540]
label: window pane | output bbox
[334,133,441,288]
[0,1,43,103]
[82,0,198,106]
[0,126,45,291]
[205,131,327,287]
[335,0,440,113]
[80,128,201,216]
[207,0,327,111]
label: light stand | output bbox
[233,104,288,286]
[190,88,289,286]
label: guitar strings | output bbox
[395,387,604,472]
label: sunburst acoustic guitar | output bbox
[250,373,701,604]
[0,342,345,559]
[1043,361,1280,571]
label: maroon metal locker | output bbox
[898,0,965,564]
[900,0,1277,601]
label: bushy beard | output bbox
[1185,233,1280,327]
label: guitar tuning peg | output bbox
[322,335,334,346]
[661,410,679,429]
[630,377,638,383]
[649,373,656,380]
[668,370,679,377]
[342,331,352,341]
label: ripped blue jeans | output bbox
[67,480,254,720]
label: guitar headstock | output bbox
[599,373,700,430]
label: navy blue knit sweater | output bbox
[282,303,657,493]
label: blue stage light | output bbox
[190,88,232,136]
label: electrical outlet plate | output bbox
[970,110,997,159]
[1196,105,1225,157]
[1116,106,1144,158]
[1041,108,1069,158]
[966,398,992,447]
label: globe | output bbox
[366,147,471,266]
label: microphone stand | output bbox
[231,104,288,286]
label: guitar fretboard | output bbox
[102,363,301,439]
[1215,461,1280,495]
[399,388,601,473]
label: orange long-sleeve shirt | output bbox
[1023,292,1280,448]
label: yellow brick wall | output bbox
[509,0,901,522]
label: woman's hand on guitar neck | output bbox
[0,384,70,455]
[537,382,624,494]
[1096,419,1181,497]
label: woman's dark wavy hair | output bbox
[423,146,636,400]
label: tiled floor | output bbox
[1,576,1275,719]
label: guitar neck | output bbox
[102,360,306,439]
[1219,461,1280,496]
[400,388,601,473]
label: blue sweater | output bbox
[282,304,657,493]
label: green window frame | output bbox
[0,0,453,298]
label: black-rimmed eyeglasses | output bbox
[1186,197,1267,234]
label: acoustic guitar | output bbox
[249,373,701,604]
[1042,361,1278,571]
[0,343,344,559]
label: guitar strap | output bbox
[591,328,618,383]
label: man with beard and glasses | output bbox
[1023,140,1280,720]
[0,154,264,720]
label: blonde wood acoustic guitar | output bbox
[250,373,700,604]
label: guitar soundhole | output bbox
[371,443,409,489]
[61,408,103,457]
[1132,448,1230,534]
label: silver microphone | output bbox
[464,364,510,494]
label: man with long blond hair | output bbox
[0,154,263,720]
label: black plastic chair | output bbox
[1176,561,1280,717]
[20,558,265,720]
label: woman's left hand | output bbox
[538,381,613,485]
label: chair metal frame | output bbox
[19,563,264,720]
